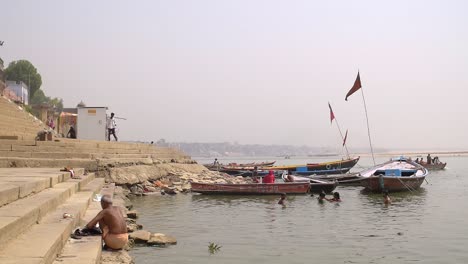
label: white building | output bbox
[77,106,108,141]
[5,80,30,105]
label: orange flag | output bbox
[328,102,335,124]
[345,72,362,101]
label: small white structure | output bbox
[5,80,29,105]
[77,106,108,141]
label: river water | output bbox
[130,156,468,264]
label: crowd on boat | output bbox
[414,154,443,165]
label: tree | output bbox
[30,89,49,105]
[5,60,42,96]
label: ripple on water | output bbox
[130,156,468,264]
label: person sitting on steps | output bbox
[86,195,128,250]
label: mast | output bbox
[329,102,350,159]
[360,85,376,166]
[345,71,376,166]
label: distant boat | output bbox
[190,182,310,195]
[359,157,428,192]
[420,162,447,170]
[414,157,447,170]
[203,161,276,171]
[266,157,360,176]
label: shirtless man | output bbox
[86,195,128,250]
[383,190,392,205]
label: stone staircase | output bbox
[0,139,191,172]
[0,95,48,140]
[0,168,105,263]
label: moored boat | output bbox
[265,157,360,176]
[204,161,276,171]
[310,173,362,186]
[190,182,310,195]
[359,157,428,192]
[281,174,338,193]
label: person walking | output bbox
[107,113,118,141]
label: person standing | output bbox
[426,154,431,165]
[107,113,118,141]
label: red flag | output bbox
[328,102,335,124]
[345,72,362,101]
[343,130,348,146]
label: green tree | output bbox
[5,60,42,96]
[30,89,49,105]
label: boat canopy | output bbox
[373,169,417,177]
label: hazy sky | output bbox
[2,0,468,150]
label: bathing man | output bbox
[86,195,128,250]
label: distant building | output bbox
[0,58,5,95]
[5,80,30,105]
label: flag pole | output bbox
[332,112,350,159]
[359,84,376,166]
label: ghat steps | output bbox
[0,168,105,264]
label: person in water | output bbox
[328,192,341,202]
[262,170,275,184]
[86,195,128,250]
[383,190,391,205]
[317,191,326,203]
[278,193,287,206]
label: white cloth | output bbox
[107,117,116,129]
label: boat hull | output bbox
[421,163,446,170]
[267,157,360,176]
[281,174,338,193]
[361,176,425,192]
[309,181,338,194]
[190,182,310,195]
[312,173,363,186]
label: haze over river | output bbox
[130,156,468,264]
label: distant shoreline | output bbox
[354,151,468,157]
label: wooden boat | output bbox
[282,174,338,193]
[217,169,270,177]
[416,160,447,170]
[190,182,310,195]
[265,157,360,175]
[310,173,362,186]
[204,161,275,171]
[359,157,428,192]
[235,161,276,167]
[421,162,447,170]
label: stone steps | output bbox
[0,96,48,140]
[0,177,105,264]
[0,132,37,141]
[0,170,91,249]
[0,168,84,207]
[10,145,148,154]
[0,157,98,170]
[54,184,116,264]
[0,120,45,133]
